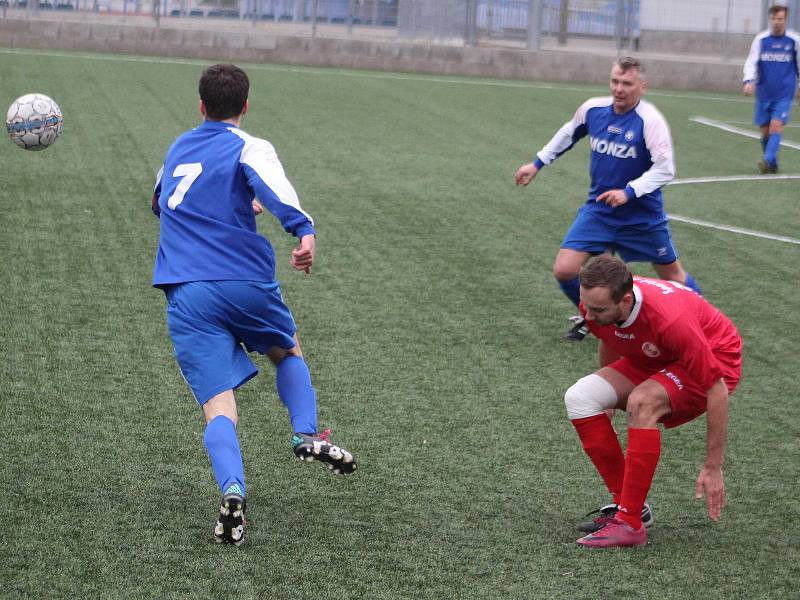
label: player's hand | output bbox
[151,193,161,218]
[743,83,755,96]
[290,234,315,274]
[596,189,629,208]
[515,163,539,187]
[694,463,725,521]
[252,199,264,215]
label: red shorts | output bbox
[607,358,740,429]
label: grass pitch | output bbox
[1,49,798,599]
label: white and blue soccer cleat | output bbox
[292,428,356,475]
[213,491,246,546]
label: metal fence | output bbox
[4,0,800,58]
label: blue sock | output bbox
[764,133,781,165]
[558,276,581,307]
[276,355,318,434]
[204,415,245,496]
[684,272,702,295]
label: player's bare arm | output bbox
[290,234,315,274]
[694,378,729,521]
[514,162,539,187]
[252,199,264,215]
[596,189,629,207]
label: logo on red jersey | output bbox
[615,330,635,339]
[642,342,661,357]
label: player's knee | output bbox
[564,374,618,420]
[553,263,579,282]
[625,388,663,426]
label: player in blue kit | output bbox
[151,64,356,546]
[514,57,701,341]
[743,4,800,174]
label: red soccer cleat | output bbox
[576,518,647,548]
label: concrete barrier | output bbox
[0,16,746,92]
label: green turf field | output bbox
[1,48,798,599]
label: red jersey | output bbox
[580,277,742,391]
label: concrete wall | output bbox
[0,16,746,92]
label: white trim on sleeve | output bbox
[536,97,612,165]
[628,100,675,197]
[229,127,313,225]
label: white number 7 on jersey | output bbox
[167,162,203,210]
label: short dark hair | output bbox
[199,64,249,120]
[614,56,645,77]
[769,5,788,17]
[579,254,634,303]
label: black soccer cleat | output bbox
[577,502,654,533]
[292,428,356,475]
[564,316,589,342]
[213,493,246,546]
[759,160,778,174]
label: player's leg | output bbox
[568,359,658,541]
[754,99,771,172]
[164,281,258,545]
[267,339,356,474]
[566,366,633,506]
[557,209,615,340]
[651,260,701,295]
[553,248,591,308]
[203,391,247,546]
[267,340,316,434]
[764,117,786,173]
[576,378,670,548]
[616,221,702,294]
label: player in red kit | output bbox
[564,254,742,548]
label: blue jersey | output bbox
[744,30,800,101]
[534,98,675,226]
[151,120,314,287]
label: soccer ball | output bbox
[5,93,63,151]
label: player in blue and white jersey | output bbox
[515,57,701,341]
[151,64,356,546]
[743,4,800,174]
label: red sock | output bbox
[617,428,661,529]
[571,414,625,504]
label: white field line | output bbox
[668,214,800,245]
[690,116,800,150]
[669,174,800,185]
[0,47,751,102]
[725,119,800,128]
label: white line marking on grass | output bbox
[725,119,800,128]
[0,47,750,102]
[669,174,800,185]
[691,116,800,150]
[668,214,800,245]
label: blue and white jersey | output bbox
[744,29,800,101]
[534,97,675,226]
[152,120,314,287]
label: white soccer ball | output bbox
[5,93,63,151]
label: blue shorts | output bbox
[561,206,678,264]
[165,280,297,405]
[754,98,793,126]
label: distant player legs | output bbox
[553,248,591,307]
[763,119,785,169]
